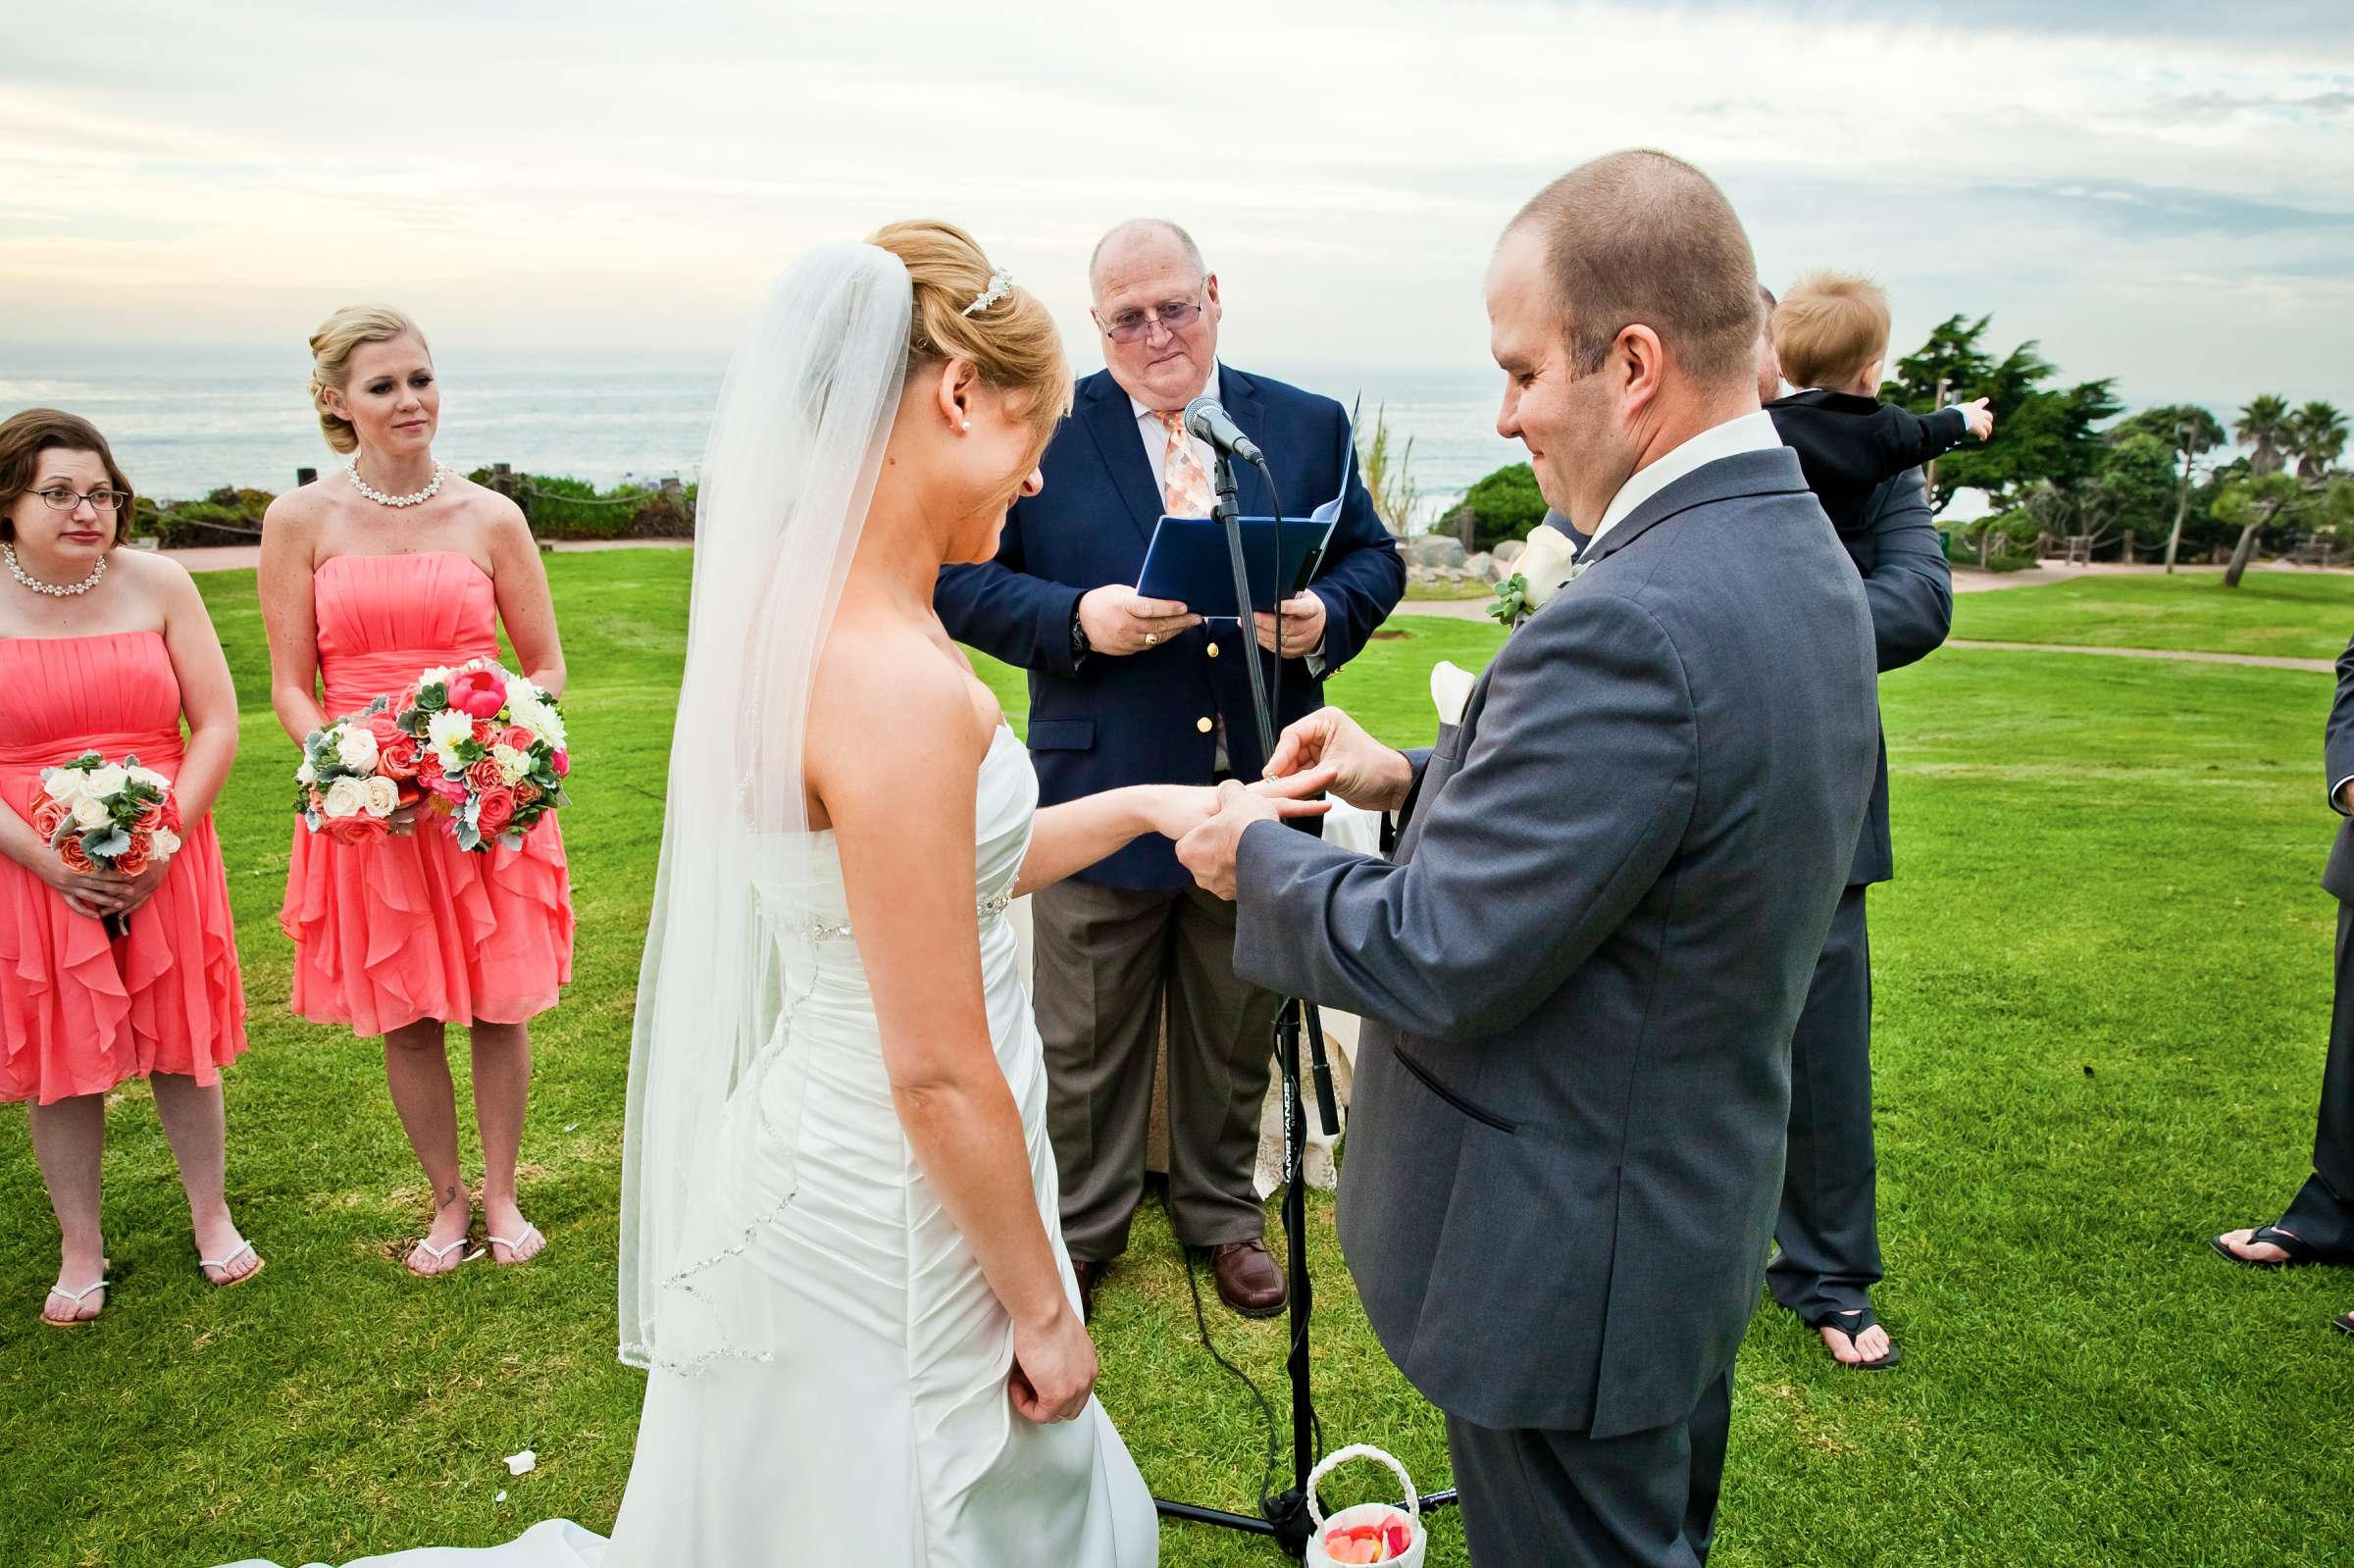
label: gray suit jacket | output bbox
[1233,447,1879,1439]
[1842,470,1952,886]
[2323,632,2354,903]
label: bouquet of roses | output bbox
[294,696,419,846]
[394,659,570,852]
[32,752,183,936]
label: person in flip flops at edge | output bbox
[2214,630,2354,1339]
[0,411,262,1325]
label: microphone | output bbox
[1182,395,1266,469]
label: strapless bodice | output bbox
[0,632,184,775]
[312,551,501,714]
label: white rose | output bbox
[295,757,319,786]
[1430,660,1477,728]
[419,666,455,687]
[41,768,83,804]
[82,764,128,799]
[334,727,380,774]
[427,710,475,753]
[492,744,531,785]
[128,766,171,791]
[363,776,401,818]
[71,793,110,829]
[321,777,369,820]
[151,828,182,860]
[1516,525,1581,610]
[505,676,540,711]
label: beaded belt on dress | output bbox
[800,889,1013,941]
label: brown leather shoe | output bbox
[1209,1239,1286,1318]
[1072,1259,1105,1322]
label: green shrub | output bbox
[1454,463,1548,553]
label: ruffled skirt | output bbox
[0,809,248,1106]
[279,815,574,1036]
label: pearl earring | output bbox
[960,421,972,431]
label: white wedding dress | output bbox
[224,728,1157,1568]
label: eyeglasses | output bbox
[34,486,128,513]
[1101,299,1203,344]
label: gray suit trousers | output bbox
[1767,885,1880,1322]
[1446,1374,1731,1567]
[1032,878,1279,1260]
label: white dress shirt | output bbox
[1584,408,1784,556]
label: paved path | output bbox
[1942,639,2331,673]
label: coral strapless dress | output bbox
[280,553,573,1035]
[0,631,247,1106]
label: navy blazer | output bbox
[936,365,1405,888]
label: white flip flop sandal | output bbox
[487,1223,544,1266]
[198,1239,265,1289]
[42,1268,109,1327]
[407,1235,473,1276]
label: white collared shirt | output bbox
[1583,408,1783,556]
[1130,365,1222,501]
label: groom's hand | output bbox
[1177,780,1280,900]
[1264,706,1414,813]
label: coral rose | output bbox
[58,836,92,873]
[364,708,405,746]
[133,798,168,832]
[378,734,422,782]
[499,724,535,753]
[448,669,508,720]
[475,786,517,836]
[113,836,152,878]
[161,795,181,832]
[467,757,507,792]
[30,796,68,838]
[325,812,390,846]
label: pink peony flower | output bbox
[550,750,570,778]
[448,669,508,720]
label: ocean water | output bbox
[0,343,1523,524]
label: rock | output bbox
[1494,538,1527,566]
[1465,551,1505,583]
[1407,534,1468,571]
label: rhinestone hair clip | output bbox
[962,267,1013,316]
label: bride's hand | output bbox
[1138,766,1338,841]
[1008,1304,1099,1424]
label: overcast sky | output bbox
[5,0,2349,416]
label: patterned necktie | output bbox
[1154,410,1215,517]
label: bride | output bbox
[225,224,1328,1567]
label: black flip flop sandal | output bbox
[1809,1306,1900,1371]
[2210,1222,2325,1269]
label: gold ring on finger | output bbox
[1145,632,1158,645]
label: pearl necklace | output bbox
[3,542,107,597]
[346,457,447,509]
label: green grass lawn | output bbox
[4,551,2352,1566]
[1953,568,2353,661]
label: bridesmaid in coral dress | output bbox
[260,306,573,1276]
[0,410,257,1324]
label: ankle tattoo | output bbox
[436,1184,465,1213]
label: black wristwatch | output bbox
[1068,604,1093,667]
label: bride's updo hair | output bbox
[867,221,1072,444]
[307,304,432,454]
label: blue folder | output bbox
[1135,516,1335,619]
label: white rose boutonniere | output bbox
[1486,524,1583,630]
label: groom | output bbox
[1177,151,1880,1564]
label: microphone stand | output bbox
[1151,444,1365,1558]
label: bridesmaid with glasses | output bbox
[0,408,257,1324]
[259,306,574,1277]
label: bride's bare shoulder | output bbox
[810,621,996,764]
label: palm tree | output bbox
[2236,394,2293,476]
[2291,400,2349,480]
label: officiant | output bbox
[935,218,1404,1319]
